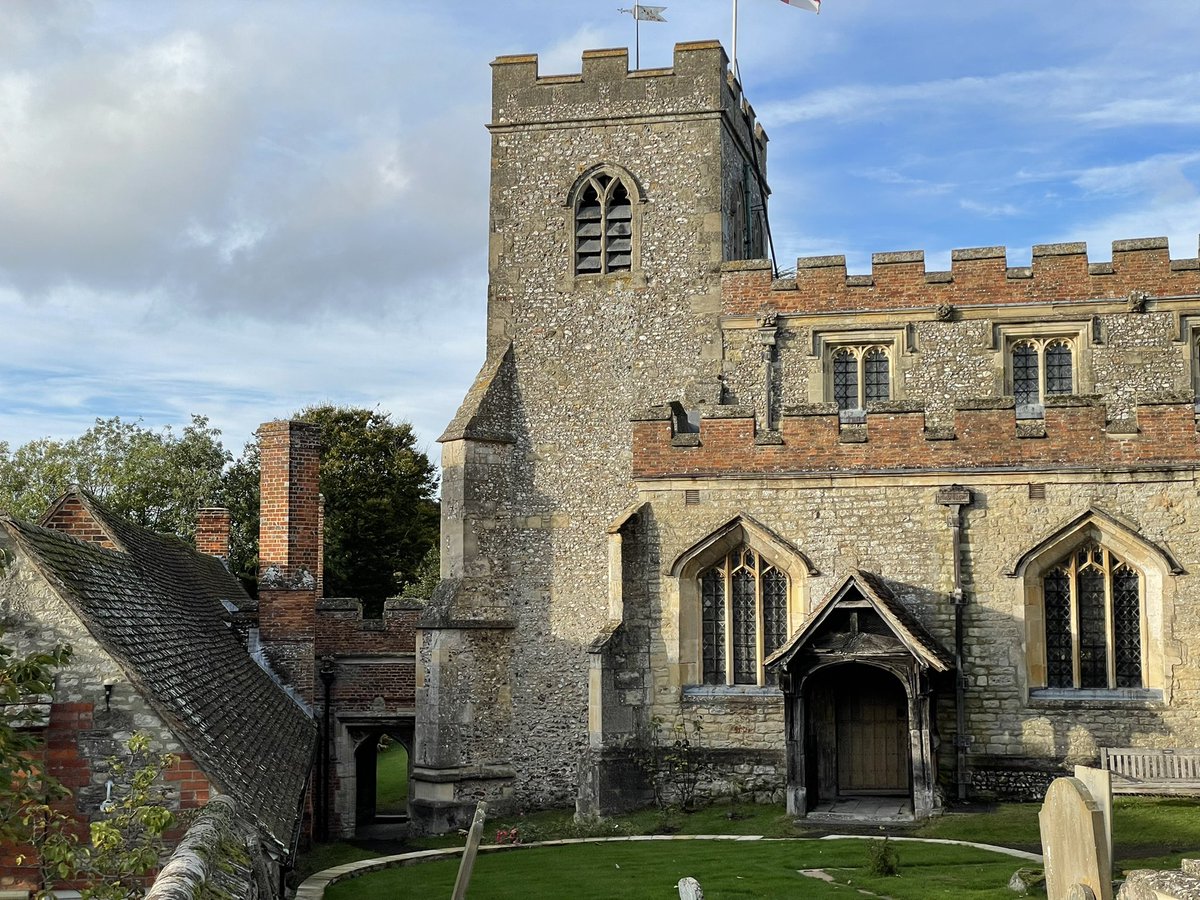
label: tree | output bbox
[0,416,230,540]
[220,405,440,609]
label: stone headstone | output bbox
[1039,777,1112,900]
[677,876,704,899]
[1075,764,1113,871]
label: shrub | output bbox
[867,836,899,876]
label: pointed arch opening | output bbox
[567,164,645,277]
[1010,508,1178,698]
[671,516,814,688]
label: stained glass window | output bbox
[575,173,634,275]
[1041,542,1143,690]
[698,547,790,687]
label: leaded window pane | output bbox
[701,569,725,685]
[762,568,788,657]
[1112,566,1142,688]
[1013,343,1040,406]
[1045,342,1073,396]
[833,350,858,411]
[731,569,757,685]
[1044,568,1073,688]
[864,347,890,403]
[1077,566,1108,689]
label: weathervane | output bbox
[618,4,667,69]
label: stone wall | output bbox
[0,531,211,892]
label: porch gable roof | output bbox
[765,569,953,673]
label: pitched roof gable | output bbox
[766,569,953,673]
[3,499,315,853]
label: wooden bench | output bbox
[1100,748,1200,795]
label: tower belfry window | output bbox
[575,173,633,275]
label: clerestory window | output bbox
[700,547,789,686]
[1011,338,1073,417]
[574,172,633,275]
[831,345,891,415]
[1043,543,1142,690]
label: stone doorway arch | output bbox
[346,719,415,828]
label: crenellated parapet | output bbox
[723,237,1200,316]
[315,597,419,656]
[490,41,767,158]
[632,394,1200,479]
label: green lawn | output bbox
[325,839,1026,899]
[300,796,1200,894]
[376,741,408,815]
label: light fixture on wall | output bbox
[103,680,114,712]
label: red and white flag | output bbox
[780,0,820,12]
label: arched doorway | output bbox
[352,725,414,826]
[805,663,911,805]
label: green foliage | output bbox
[220,405,439,608]
[0,630,73,848]
[0,416,230,540]
[299,405,438,608]
[866,835,899,876]
[27,732,179,899]
[400,545,440,601]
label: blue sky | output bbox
[1,0,1197,461]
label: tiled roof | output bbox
[3,495,315,853]
[766,568,953,672]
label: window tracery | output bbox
[574,172,633,275]
[700,547,788,686]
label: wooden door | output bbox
[835,668,909,795]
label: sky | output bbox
[1,0,1198,465]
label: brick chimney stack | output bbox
[195,508,231,560]
[256,420,322,703]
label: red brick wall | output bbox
[258,420,321,584]
[633,399,1200,478]
[41,496,115,550]
[724,241,1200,316]
[0,703,214,892]
[195,508,231,558]
[316,606,418,656]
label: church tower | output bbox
[412,41,771,831]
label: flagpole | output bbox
[731,0,738,78]
[634,2,641,68]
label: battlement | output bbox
[315,597,419,655]
[723,237,1200,315]
[632,394,1200,479]
[491,41,767,154]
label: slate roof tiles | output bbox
[2,491,316,852]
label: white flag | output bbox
[626,5,667,22]
[780,0,820,12]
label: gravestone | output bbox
[677,876,704,899]
[1074,764,1113,871]
[1039,777,1112,900]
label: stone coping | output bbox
[296,834,1043,898]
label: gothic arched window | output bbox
[1043,543,1143,689]
[700,547,789,686]
[574,172,633,275]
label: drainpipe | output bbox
[318,656,337,841]
[936,485,972,802]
